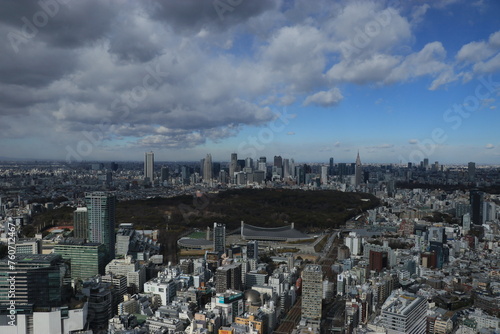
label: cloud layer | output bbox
[0,0,499,162]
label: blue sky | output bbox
[0,0,499,164]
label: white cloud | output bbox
[473,53,500,74]
[485,143,495,149]
[303,88,343,107]
[456,41,494,63]
[386,42,450,85]
[328,1,412,57]
[410,4,430,25]
[408,139,418,144]
[456,30,500,79]
[328,42,454,89]
[327,53,400,84]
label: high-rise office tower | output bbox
[321,165,328,184]
[213,222,226,253]
[259,156,266,163]
[381,290,427,334]
[470,189,484,225]
[302,264,323,320]
[338,163,347,178]
[468,162,476,181]
[73,207,88,239]
[203,154,213,182]
[283,158,290,179]
[161,166,169,183]
[237,159,245,171]
[0,254,69,308]
[355,152,363,187]
[219,169,227,184]
[144,151,154,181]
[215,263,242,293]
[181,165,191,185]
[54,239,107,280]
[245,157,253,170]
[230,153,238,183]
[246,240,259,260]
[329,157,334,176]
[213,162,221,177]
[257,162,267,180]
[423,158,429,170]
[86,191,116,260]
[273,155,283,169]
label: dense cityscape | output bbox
[1,152,500,333]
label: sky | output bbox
[0,0,500,165]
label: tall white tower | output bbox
[355,151,363,188]
[144,151,154,181]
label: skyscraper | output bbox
[423,158,429,170]
[355,152,363,187]
[144,151,154,181]
[213,222,226,253]
[273,155,283,178]
[161,166,169,183]
[329,157,334,176]
[230,153,238,183]
[273,155,282,169]
[470,189,484,225]
[246,240,259,260]
[203,153,213,182]
[283,158,290,179]
[73,207,88,239]
[245,157,253,170]
[302,264,323,320]
[468,162,476,181]
[321,165,328,184]
[86,191,116,260]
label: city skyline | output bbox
[0,1,500,164]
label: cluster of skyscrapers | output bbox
[142,151,365,188]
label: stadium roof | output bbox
[241,222,310,241]
[177,237,213,250]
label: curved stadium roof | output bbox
[241,222,310,241]
[177,237,213,250]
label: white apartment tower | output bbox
[302,264,323,320]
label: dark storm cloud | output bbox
[145,0,279,33]
[0,39,77,88]
[1,0,116,49]
[0,85,51,112]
